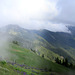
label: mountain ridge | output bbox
[0,25,75,63]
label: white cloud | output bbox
[0,0,74,33]
[0,0,59,25]
[46,22,71,33]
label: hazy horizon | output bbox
[0,0,75,33]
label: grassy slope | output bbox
[36,46,60,61]
[6,27,75,63]
[33,35,75,63]
[0,61,22,75]
[8,44,70,72]
[1,44,75,75]
[2,25,75,64]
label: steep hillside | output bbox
[0,25,75,75]
[0,43,73,75]
[32,29,75,48]
[32,29,75,63]
[0,25,75,63]
[9,44,73,74]
[0,25,62,62]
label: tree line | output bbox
[55,57,73,68]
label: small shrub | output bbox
[44,68,48,72]
[31,49,36,53]
[42,54,44,58]
[1,61,6,65]
[13,41,19,45]
[49,68,52,72]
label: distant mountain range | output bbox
[0,25,75,63]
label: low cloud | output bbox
[0,34,10,60]
[0,0,75,33]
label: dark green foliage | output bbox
[64,58,68,67]
[42,54,44,58]
[44,68,48,72]
[69,63,73,68]
[31,49,36,53]
[13,41,19,45]
[62,58,69,67]
[55,57,61,64]
[49,68,52,72]
[59,60,61,64]
[55,57,74,68]
[62,59,65,65]
[1,61,6,65]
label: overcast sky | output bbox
[0,0,75,32]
